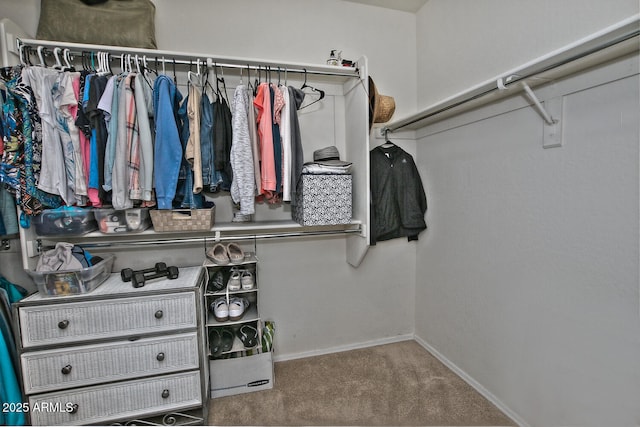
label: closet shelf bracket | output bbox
[519,81,563,149]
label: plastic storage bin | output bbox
[33,207,98,236]
[94,208,151,233]
[26,253,115,297]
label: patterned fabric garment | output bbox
[2,67,62,214]
[125,73,141,204]
[0,66,22,193]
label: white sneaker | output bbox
[228,297,249,321]
[241,270,254,290]
[211,297,229,322]
[227,270,241,291]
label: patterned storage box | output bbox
[293,174,352,226]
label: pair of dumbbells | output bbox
[120,262,179,288]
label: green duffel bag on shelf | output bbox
[37,0,157,49]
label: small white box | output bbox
[209,351,273,398]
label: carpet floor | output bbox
[208,340,516,426]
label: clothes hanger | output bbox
[187,58,202,87]
[381,129,396,148]
[216,68,229,104]
[172,58,177,86]
[299,69,325,109]
[37,46,47,67]
[52,47,64,70]
[18,44,25,65]
[63,49,74,71]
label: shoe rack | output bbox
[202,240,274,398]
[203,240,260,356]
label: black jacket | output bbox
[370,144,427,244]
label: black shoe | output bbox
[208,270,225,292]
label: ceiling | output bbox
[342,0,429,13]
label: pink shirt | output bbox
[253,83,276,195]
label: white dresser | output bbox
[13,266,208,426]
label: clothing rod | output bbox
[38,228,362,249]
[384,14,640,133]
[15,37,360,78]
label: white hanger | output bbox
[188,58,201,86]
[63,49,73,69]
[53,48,63,69]
[18,44,26,65]
[37,46,46,67]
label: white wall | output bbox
[0,0,419,358]
[416,0,639,108]
[414,1,640,425]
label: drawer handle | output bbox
[156,352,165,361]
[58,319,69,329]
[61,365,72,375]
[68,403,79,414]
[161,389,170,399]
[154,310,163,319]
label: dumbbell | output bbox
[121,262,168,283]
[132,266,179,288]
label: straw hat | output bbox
[369,76,395,131]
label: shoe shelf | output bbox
[205,305,259,327]
[203,252,258,267]
[205,288,258,297]
[207,325,262,359]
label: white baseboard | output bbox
[273,333,414,362]
[413,334,530,427]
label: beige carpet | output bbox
[208,340,515,426]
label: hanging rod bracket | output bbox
[521,82,563,149]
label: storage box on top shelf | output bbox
[293,174,352,226]
[26,253,115,297]
[94,208,151,233]
[33,206,98,236]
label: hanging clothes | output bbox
[2,66,62,215]
[175,90,203,209]
[100,73,120,195]
[369,143,427,244]
[111,73,133,209]
[279,85,292,202]
[287,86,305,206]
[85,74,109,205]
[200,91,222,193]
[133,72,154,205]
[230,84,255,215]
[152,74,183,209]
[254,82,275,198]
[185,82,203,194]
[270,84,283,198]
[214,93,233,192]
[247,86,261,195]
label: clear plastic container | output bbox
[33,207,98,236]
[26,253,115,297]
[93,208,151,234]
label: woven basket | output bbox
[150,207,215,232]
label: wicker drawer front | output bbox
[28,370,201,426]
[19,292,196,348]
[21,332,199,394]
